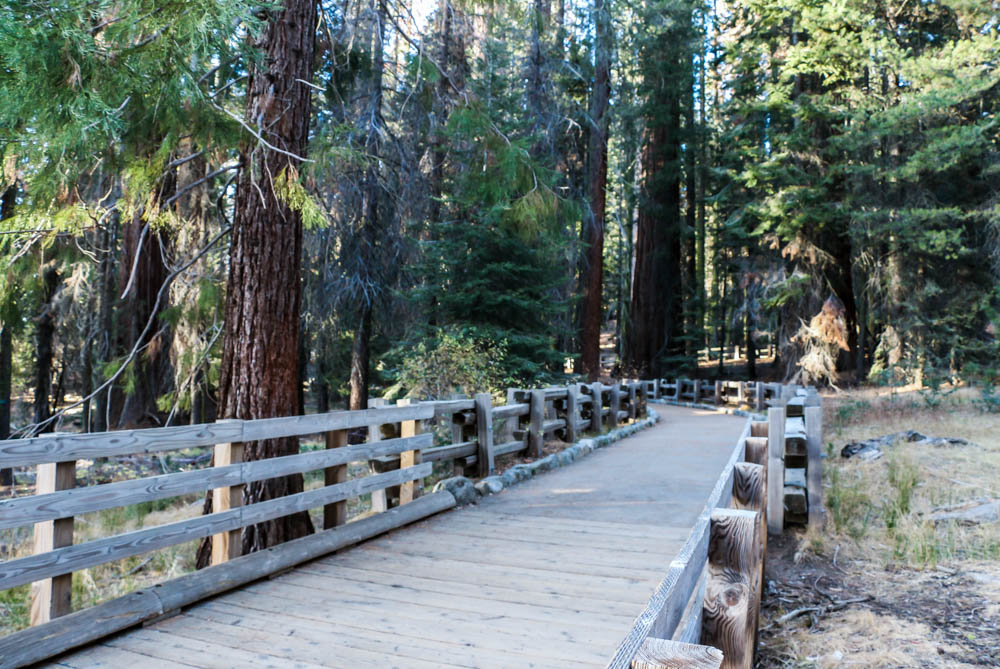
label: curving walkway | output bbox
[49,405,747,669]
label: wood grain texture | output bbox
[766,408,785,534]
[632,638,723,669]
[324,428,349,529]
[610,383,622,428]
[398,399,422,504]
[589,382,603,431]
[528,390,545,458]
[749,422,767,438]
[0,405,434,469]
[210,440,244,565]
[565,384,580,442]
[0,434,431,530]
[700,509,760,669]
[474,393,495,477]
[0,492,456,669]
[29,460,75,626]
[804,406,823,527]
[0,463,431,591]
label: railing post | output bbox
[701,508,760,669]
[805,405,823,527]
[766,407,786,533]
[754,383,764,411]
[323,428,349,529]
[692,379,702,404]
[529,389,545,458]
[589,382,603,432]
[565,385,580,442]
[368,398,389,512]
[714,381,722,405]
[211,419,243,566]
[398,399,421,504]
[610,382,621,428]
[30,458,75,625]
[628,382,638,420]
[474,393,495,477]
[652,378,660,400]
[673,379,681,402]
[733,462,766,660]
[632,638,723,669]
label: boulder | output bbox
[475,476,505,497]
[432,476,478,506]
[928,499,1000,526]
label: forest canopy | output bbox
[0,0,998,442]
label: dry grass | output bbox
[761,385,1000,667]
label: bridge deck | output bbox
[48,405,747,669]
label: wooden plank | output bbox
[1,492,456,668]
[491,401,529,420]
[632,638,723,669]
[0,463,432,590]
[422,439,477,463]
[156,610,472,669]
[804,405,823,527]
[701,509,760,669]
[0,434,431,530]
[426,398,475,416]
[210,436,243,565]
[766,407,785,534]
[528,390,545,458]
[294,561,645,618]
[50,644,197,669]
[415,520,686,554]
[0,405,434,469]
[29,460,75,626]
[398,399,422,504]
[203,589,614,664]
[323,428,349,529]
[493,440,527,457]
[475,393,495,477]
[749,421,767,438]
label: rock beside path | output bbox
[841,430,972,461]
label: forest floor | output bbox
[758,386,1000,668]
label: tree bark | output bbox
[580,0,610,381]
[33,261,60,433]
[0,184,13,486]
[197,0,318,567]
[347,0,386,412]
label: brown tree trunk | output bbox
[347,0,386,412]
[33,261,60,433]
[580,0,610,381]
[117,210,174,428]
[93,209,119,433]
[627,92,683,377]
[196,0,318,567]
[0,184,13,486]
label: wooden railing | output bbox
[610,381,824,669]
[0,378,646,666]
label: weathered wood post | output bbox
[754,383,764,411]
[749,421,768,438]
[610,382,622,428]
[805,405,823,527]
[30,457,75,625]
[565,385,580,442]
[323,427,349,529]
[632,638,724,669]
[736,382,745,406]
[529,389,545,458]
[474,393,495,477]
[766,407,786,533]
[652,378,660,400]
[628,382,638,420]
[368,398,389,512]
[210,419,242,566]
[673,379,681,401]
[701,508,761,669]
[733,462,766,659]
[398,398,422,504]
[714,381,723,406]
[589,382,603,432]
[503,388,518,445]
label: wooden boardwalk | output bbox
[47,405,747,669]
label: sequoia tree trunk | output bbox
[580,0,610,381]
[197,0,318,567]
[0,185,13,486]
[33,261,60,433]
